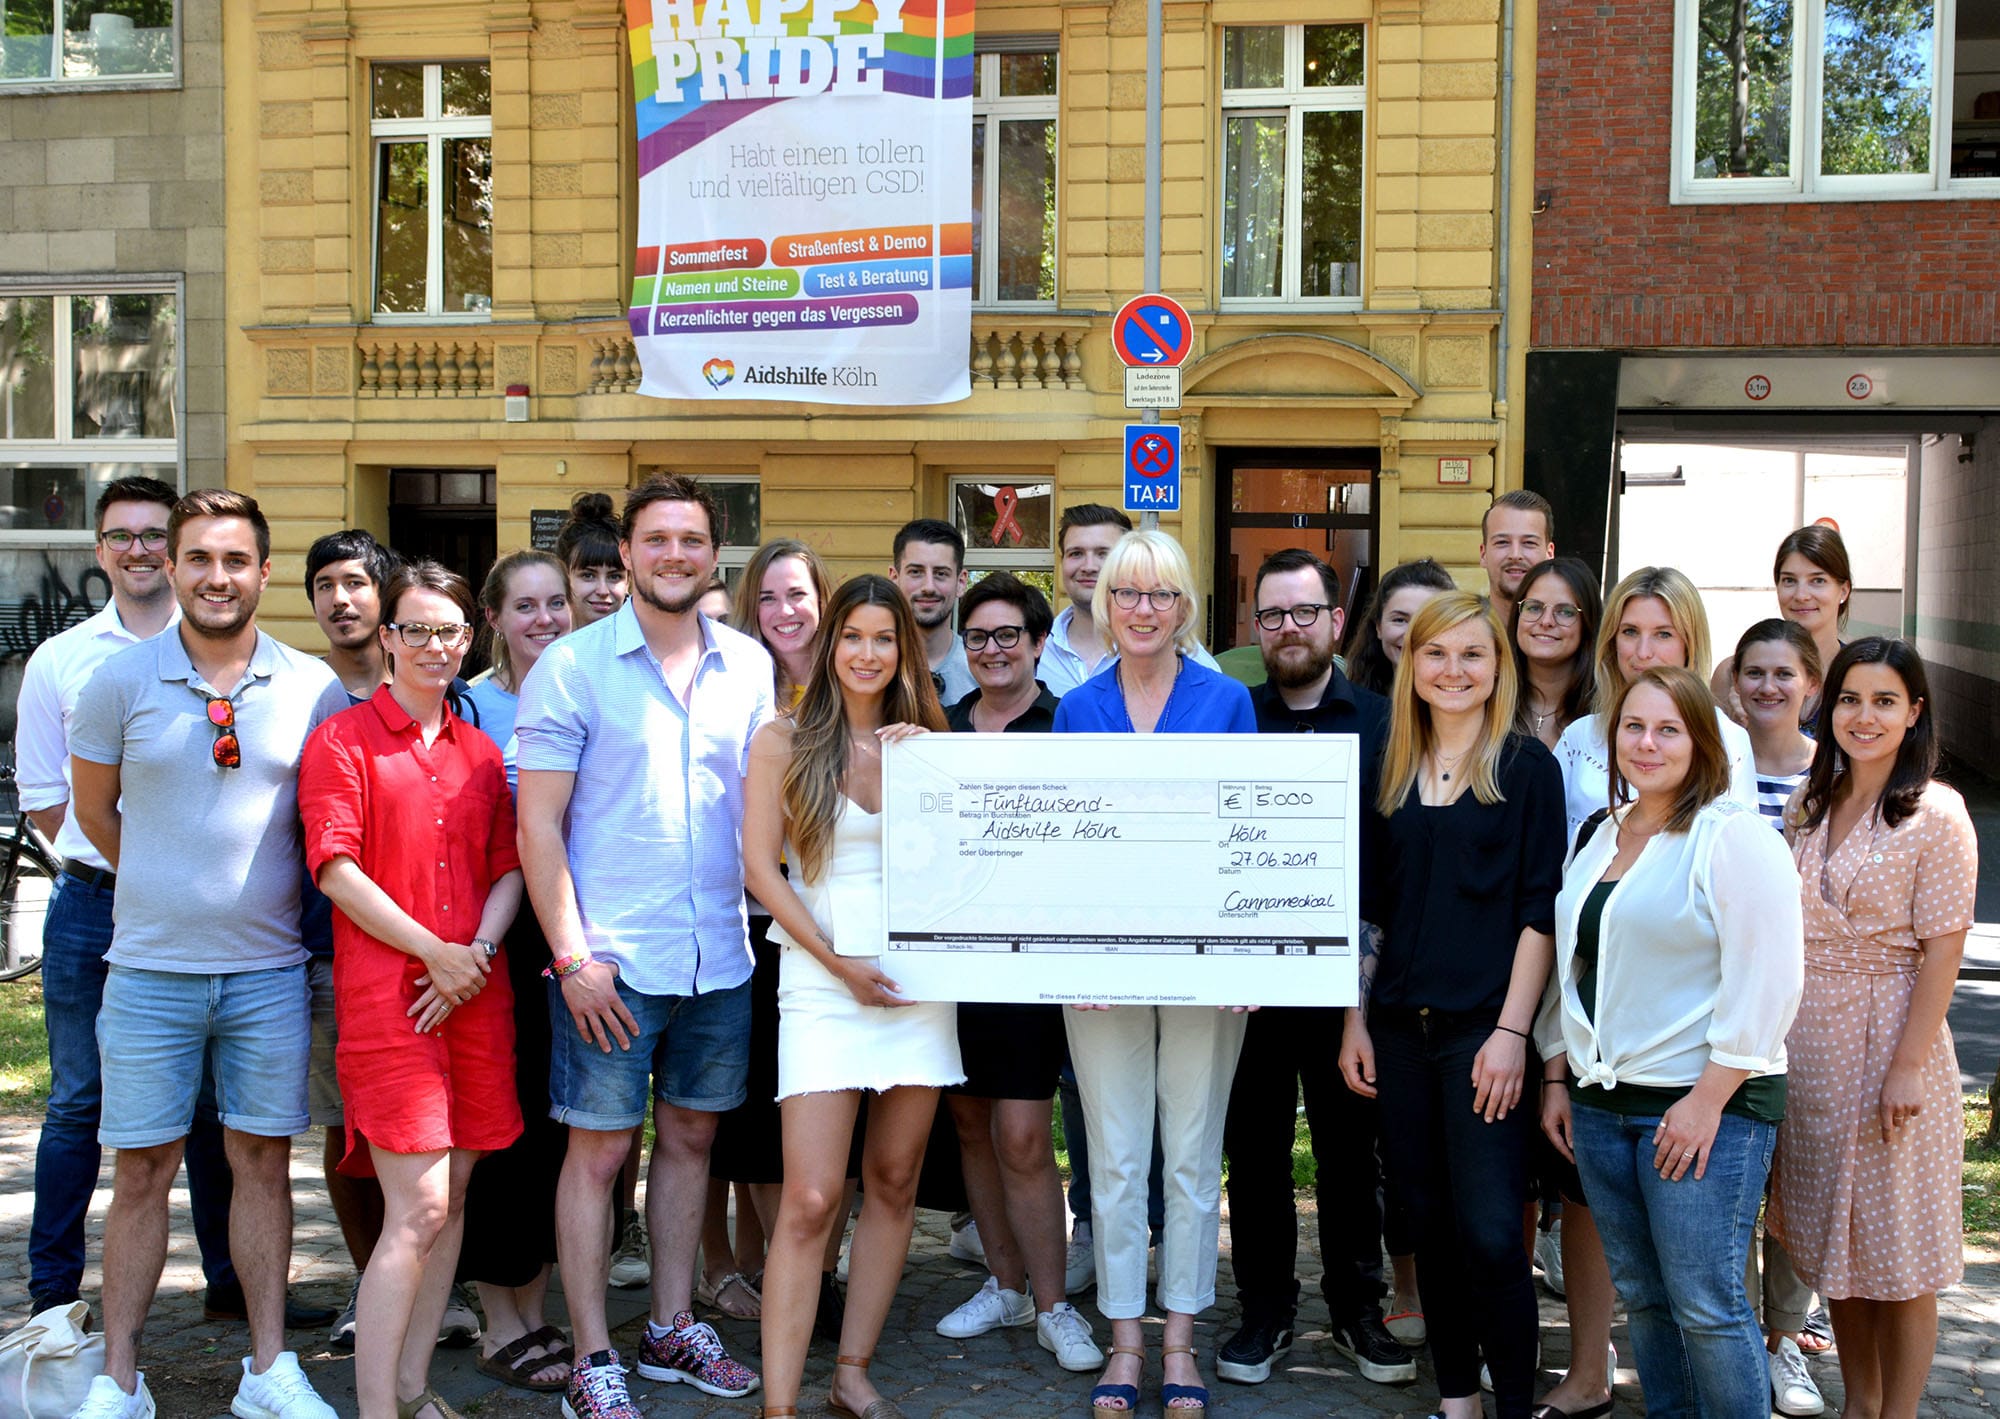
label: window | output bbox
[0,1,175,88]
[950,476,1056,605]
[0,284,181,538]
[1673,0,2000,199]
[1219,25,1366,305]
[371,62,494,319]
[972,46,1058,306]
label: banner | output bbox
[624,0,975,405]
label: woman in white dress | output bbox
[744,574,958,1419]
[1553,565,1758,843]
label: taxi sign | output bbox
[1112,294,1194,369]
[1123,424,1181,512]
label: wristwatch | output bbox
[472,937,498,961]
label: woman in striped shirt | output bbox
[1732,620,1822,829]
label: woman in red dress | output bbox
[300,559,525,1419]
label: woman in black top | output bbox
[1340,590,1566,1419]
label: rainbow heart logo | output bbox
[702,358,735,389]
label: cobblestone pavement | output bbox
[1,1115,1994,1417]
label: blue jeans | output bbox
[1571,1101,1776,1419]
[31,874,235,1303]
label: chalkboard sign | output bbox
[530,509,565,552]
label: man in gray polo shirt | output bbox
[68,489,347,1419]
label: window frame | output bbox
[700,474,762,584]
[948,474,1056,582]
[971,46,1061,310]
[1670,0,2000,202]
[1217,23,1369,311]
[0,1,180,94]
[0,275,186,546]
[369,61,495,324]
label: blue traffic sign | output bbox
[1124,424,1181,512]
[1112,294,1194,369]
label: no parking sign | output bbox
[1124,424,1181,512]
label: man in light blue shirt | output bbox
[1040,503,1218,697]
[517,475,774,1415]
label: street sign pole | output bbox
[1141,0,1163,531]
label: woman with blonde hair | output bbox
[1052,529,1255,1418]
[743,575,957,1419]
[1338,590,1565,1419]
[1552,565,1756,842]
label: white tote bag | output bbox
[0,1302,106,1419]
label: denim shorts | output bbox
[98,963,312,1147]
[548,975,751,1130]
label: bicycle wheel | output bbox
[0,840,56,981]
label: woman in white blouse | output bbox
[1552,565,1758,843]
[1538,666,1804,1419]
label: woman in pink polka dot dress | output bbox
[1770,639,1978,1419]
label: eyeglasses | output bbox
[387,621,474,649]
[1520,600,1582,626]
[1254,603,1331,631]
[1108,587,1183,612]
[99,529,169,552]
[963,624,1027,652]
[204,694,240,770]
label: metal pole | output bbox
[1141,0,1163,531]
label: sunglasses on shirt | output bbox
[204,694,240,770]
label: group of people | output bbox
[16,475,1974,1419]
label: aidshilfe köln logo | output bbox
[702,358,735,389]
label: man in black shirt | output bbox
[1218,550,1414,1387]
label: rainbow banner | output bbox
[624,0,974,405]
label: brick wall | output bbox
[1532,2,2000,351]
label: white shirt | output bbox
[1536,797,1804,1090]
[1038,603,1220,698]
[1552,707,1758,847]
[14,600,177,870]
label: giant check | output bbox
[882,734,1359,1007]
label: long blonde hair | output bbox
[1377,591,1519,816]
[730,539,832,703]
[1089,528,1204,656]
[1591,565,1713,720]
[782,575,948,883]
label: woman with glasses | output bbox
[299,561,526,1419]
[1510,557,1601,750]
[1052,531,1254,1419]
[1343,558,1458,696]
[932,574,1102,1372]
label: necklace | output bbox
[1116,656,1185,733]
[848,732,881,759]
[1431,743,1473,783]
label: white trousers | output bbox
[1064,1005,1248,1318]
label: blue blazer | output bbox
[1051,654,1256,734]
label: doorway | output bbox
[388,467,497,675]
[1211,447,1378,653]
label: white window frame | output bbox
[0,276,186,546]
[0,1,180,94]
[949,474,1056,577]
[369,62,494,323]
[972,46,1060,309]
[1218,24,1368,310]
[700,474,762,583]
[1671,0,2000,201]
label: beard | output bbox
[911,598,952,630]
[631,571,704,616]
[180,588,260,640]
[1267,640,1335,690]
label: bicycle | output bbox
[1,764,62,981]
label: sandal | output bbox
[1091,1344,1146,1416]
[396,1389,464,1419]
[475,1332,570,1393]
[826,1352,907,1419]
[697,1269,763,1319]
[524,1324,574,1364]
[1161,1344,1208,1415]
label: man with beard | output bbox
[1477,489,1555,624]
[1217,549,1415,1390]
[517,475,773,1418]
[889,517,976,704]
[306,529,391,700]
[68,490,348,1419]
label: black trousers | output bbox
[1222,1005,1403,1321]
[1372,1006,1537,1419]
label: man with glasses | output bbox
[67,490,349,1419]
[1477,489,1555,624]
[1217,549,1414,1389]
[889,517,977,705]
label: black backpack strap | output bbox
[1572,806,1612,861]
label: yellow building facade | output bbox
[226,0,1531,650]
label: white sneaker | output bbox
[935,1275,1034,1338]
[73,1373,156,1419]
[437,1283,482,1347]
[1063,1227,1096,1294]
[230,1352,336,1419]
[608,1214,651,1289]
[948,1215,986,1265]
[1036,1302,1104,1372]
[1535,1220,1566,1297]
[1769,1336,1826,1417]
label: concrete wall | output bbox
[1917,422,2000,779]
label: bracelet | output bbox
[1494,1024,1532,1041]
[542,953,592,980]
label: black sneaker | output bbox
[1216,1313,1294,1384]
[1331,1309,1418,1385]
